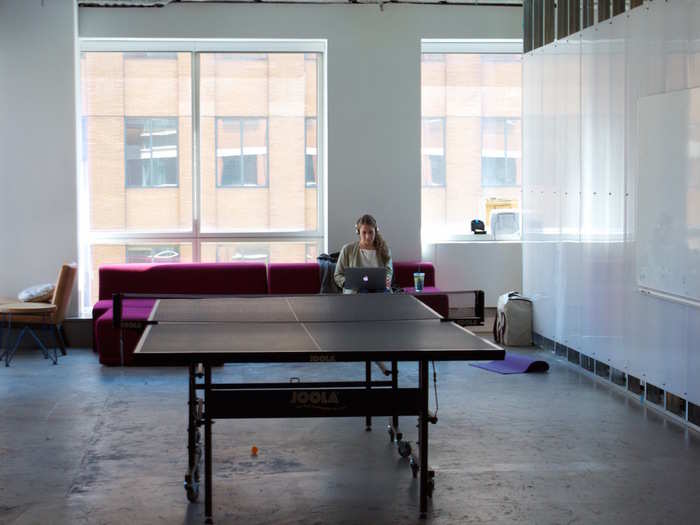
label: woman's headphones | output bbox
[355,216,379,235]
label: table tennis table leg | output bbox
[387,360,411,457]
[391,360,400,433]
[185,364,202,503]
[418,359,431,518]
[187,364,194,464]
[0,323,6,366]
[204,364,213,524]
[365,360,372,431]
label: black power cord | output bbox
[432,360,438,417]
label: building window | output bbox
[481,118,519,187]
[125,117,178,188]
[422,118,446,187]
[216,117,268,187]
[305,117,317,187]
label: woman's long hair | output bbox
[356,214,390,264]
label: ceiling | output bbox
[78,0,523,7]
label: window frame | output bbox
[419,39,523,243]
[78,39,328,315]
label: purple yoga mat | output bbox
[470,353,549,374]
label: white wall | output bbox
[0,0,78,306]
[522,0,700,407]
[78,3,521,260]
[423,242,522,306]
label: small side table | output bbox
[0,303,58,366]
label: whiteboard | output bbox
[637,88,700,306]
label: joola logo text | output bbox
[290,391,340,405]
[309,355,335,362]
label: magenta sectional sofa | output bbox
[267,262,321,295]
[93,260,444,366]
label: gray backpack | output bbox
[493,292,533,346]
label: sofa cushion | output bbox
[96,306,155,366]
[92,299,157,353]
[268,263,321,294]
[93,298,156,318]
[392,262,436,289]
[98,262,268,300]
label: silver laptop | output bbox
[343,267,387,293]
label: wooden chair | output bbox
[0,263,77,366]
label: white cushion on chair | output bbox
[18,283,55,303]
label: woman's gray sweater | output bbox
[333,241,393,290]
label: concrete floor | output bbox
[1,344,700,525]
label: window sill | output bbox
[422,233,522,243]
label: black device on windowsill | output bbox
[471,219,486,234]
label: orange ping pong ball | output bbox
[251,446,259,456]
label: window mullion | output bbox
[266,116,270,188]
[240,119,245,186]
[442,117,446,187]
[192,51,201,261]
[503,118,508,177]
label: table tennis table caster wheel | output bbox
[409,456,419,478]
[397,440,412,458]
[426,478,435,498]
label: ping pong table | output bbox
[114,293,503,523]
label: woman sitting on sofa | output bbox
[334,214,393,292]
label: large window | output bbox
[420,41,522,239]
[79,42,325,312]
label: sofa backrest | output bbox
[98,262,268,300]
[98,260,436,301]
[391,261,436,288]
[268,263,321,294]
